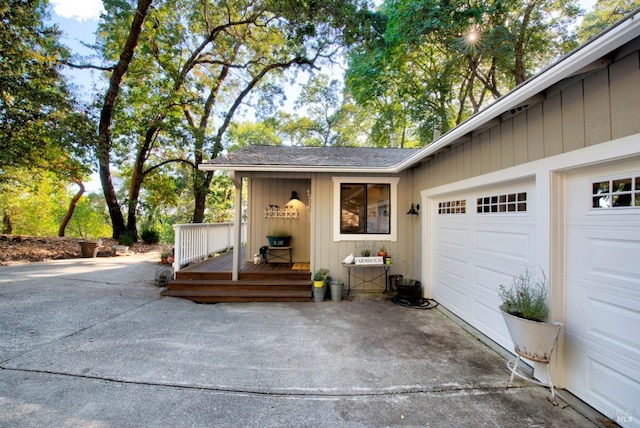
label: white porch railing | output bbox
[172,222,246,272]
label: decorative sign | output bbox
[355,256,384,265]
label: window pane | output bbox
[367,184,390,233]
[340,183,391,234]
[593,181,609,194]
[340,184,365,233]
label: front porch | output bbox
[162,247,313,303]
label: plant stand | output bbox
[507,355,559,404]
[501,306,563,405]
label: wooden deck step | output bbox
[175,270,311,281]
[162,287,312,303]
[162,278,313,303]
[165,279,312,291]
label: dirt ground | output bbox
[0,234,167,266]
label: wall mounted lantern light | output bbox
[407,203,420,215]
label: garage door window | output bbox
[438,200,466,214]
[477,192,527,213]
[592,176,640,208]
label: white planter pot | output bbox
[500,305,563,404]
[499,305,562,363]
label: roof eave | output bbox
[199,164,401,174]
[395,10,640,171]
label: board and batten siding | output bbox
[245,170,417,284]
[413,49,640,190]
[246,174,311,263]
[310,171,418,290]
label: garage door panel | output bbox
[473,300,512,345]
[475,229,532,262]
[435,253,468,283]
[566,284,640,358]
[434,280,468,316]
[474,265,509,294]
[568,229,640,288]
[566,341,640,423]
[565,161,640,426]
[436,226,468,248]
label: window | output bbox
[333,177,399,241]
[477,192,527,213]
[438,200,466,214]
[340,183,390,234]
[592,176,640,209]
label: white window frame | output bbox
[332,176,399,242]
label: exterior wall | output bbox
[412,48,640,190]
[414,39,640,407]
[311,171,417,290]
[244,170,417,289]
[246,174,311,263]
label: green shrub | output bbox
[498,269,549,322]
[118,231,136,246]
[141,228,160,244]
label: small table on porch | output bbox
[341,262,391,296]
[266,246,293,263]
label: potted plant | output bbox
[313,268,329,302]
[78,235,102,258]
[267,230,292,247]
[377,246,388,262]
[498,269,562,404]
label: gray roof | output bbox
[202,145,421,171]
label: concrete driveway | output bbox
[0,255,601,427]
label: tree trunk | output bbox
[192,170,212,223]
[58,180,85,237]
[97,0,153,239]
[2,211,12,234]
[127,124,161,239]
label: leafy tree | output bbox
[0,0,94,185]
[0,169,110,238]
[577,0,640,42]
[227,120,281,151]
[95,0,154,239]
[276,112,321,146]
[294,74,343,146]
[95,0,374,234]
[346,0,581,145]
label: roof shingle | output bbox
[204,145,421,170]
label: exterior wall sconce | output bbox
[289,191,299,201]
[407,203,420,215]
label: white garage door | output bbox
[565,159,640,427]
[431,181,536,352]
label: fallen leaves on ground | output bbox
[0,234,168,266]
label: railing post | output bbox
[173,224,182,273]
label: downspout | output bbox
[230,171,242,281]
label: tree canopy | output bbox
[345,0,581,144]
[1,0,631,241]
[0,0,94,182]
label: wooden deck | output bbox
[162,247,313,303]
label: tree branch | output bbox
[64,61,114,71]
[143,158,195,176]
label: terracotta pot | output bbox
[79,241,99,258]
